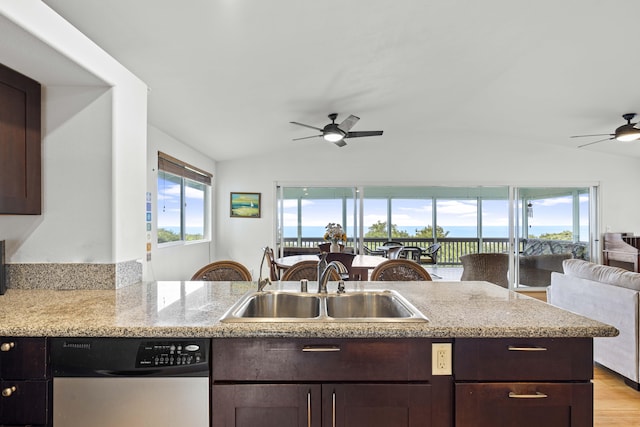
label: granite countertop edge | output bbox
[0,281,619,339]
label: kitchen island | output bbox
[0,281,618,427]
[0,280,616,338]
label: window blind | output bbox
[158,151,212,185]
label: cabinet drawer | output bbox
[0,337,48,379]
[455,382,592,427]
[454,338,592,381]
[0,379,51,425]
[212,338,434,381]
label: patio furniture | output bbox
[370,259,432,281]
[420,243,441,265]
[459,253,509,288]
[363,246,386,256]
[386,246,404,259]
[191,260,252,281]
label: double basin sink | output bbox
[220,289,429,323]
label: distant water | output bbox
[283,225,588,238]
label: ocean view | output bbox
[283,225,589,239]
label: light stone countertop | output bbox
[0,280,618,339]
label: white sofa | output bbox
[548,259,637,389]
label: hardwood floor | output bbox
[594,364,640,426]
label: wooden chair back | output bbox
[370,259,432,281]
[191,260,252,281]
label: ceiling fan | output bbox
[290,113,383,147]
[571,113,640,148]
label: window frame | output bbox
[157,152,212,246]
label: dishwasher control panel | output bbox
[136,341,207,367]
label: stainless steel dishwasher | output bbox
[51,338,210,427]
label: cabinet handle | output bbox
[307,390,312,427]
[302,345,340,352]
[0,342,15,352]
[507,345,547,352]
[508,391,548,399]
[332,390,336,427]
[2,386,16,397]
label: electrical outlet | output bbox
[432,343,452,375]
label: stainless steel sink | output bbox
[231,292,320,319]
[326,291,414,319]
[219,290,428,323]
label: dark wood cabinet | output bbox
[454,337,593,427]
[0,337,51,426]
[0,63,41,215]
[211,338,453,427]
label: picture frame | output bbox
[230,192,261,218]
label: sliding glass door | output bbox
[276,184,597,289]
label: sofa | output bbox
[548,259,637,388]
[519,239,589,287]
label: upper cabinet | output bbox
[0,63,41,215]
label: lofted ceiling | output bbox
[34,0,640,161]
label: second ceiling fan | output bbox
[290,113,383,147]
[571,113,640,148]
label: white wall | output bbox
[216,136,640,271]
[146,125,216,281]
[0,1,148,273]
[6,86,113,262]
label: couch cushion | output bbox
[562,259,640,292]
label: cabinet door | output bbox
[455,382,593,427]
[212,384,321,427]
[0,63,41,215]
[325,383,434,427]
[0,337,48,379]
[0,379,51,425]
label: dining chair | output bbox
[280,260,341,281]
[369,259,432,281]
[191,260,252,281]
[459,253,509,288]
[318,242,331,253]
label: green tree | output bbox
[365,221,410,238]
[538,230,573,241]
[158,228,180,243]
[415,225,450,238]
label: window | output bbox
[157,152,211,244]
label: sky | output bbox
[282,194,590,228]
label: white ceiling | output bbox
[38,0,640,161]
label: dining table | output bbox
[274,254,387,281]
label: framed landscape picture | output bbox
[230,192,261,218]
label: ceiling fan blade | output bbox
[345,130,384,138]
[292,135,323,141]
[334,140,347,148]
[337,114,360,132]
[577,137,614,148]
[570,133,614,138]
[290,121,323,132]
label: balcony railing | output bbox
[279,237,517,265]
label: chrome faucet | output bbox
[317,253,347,294]
[257,246,272,292]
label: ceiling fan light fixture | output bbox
[323,123,346,142]
[323,131,345,142]
[615,124,640,142]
